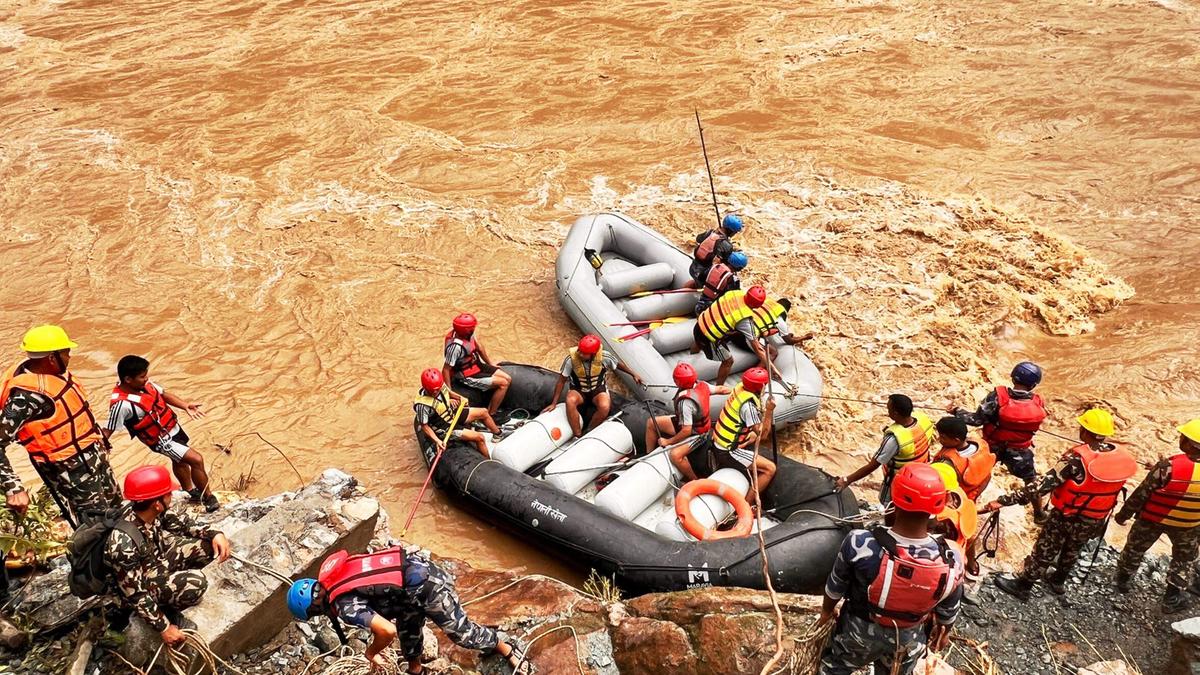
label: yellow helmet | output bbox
[1179,419,1200,445]
[1077,408,1115,437]
[930,462,960,493]
[20,325,78,355]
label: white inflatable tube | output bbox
[491,405,574,472]
[543,421,633,494]
[599,263,675,299]
[594,449,680,522]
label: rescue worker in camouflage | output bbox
[1113,419,1200,613]
[287,548,530,674]
[819,464,964,675]
[0,325,120,526]
[105,465,231,647]
[984,409,1136,600]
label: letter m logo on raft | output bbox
[687,565,711,586]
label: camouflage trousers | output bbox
[1018,509,1105,583]
[391,561,499,662]
[36,445,121,526]
[120,538,214,619]
[1116,519,1200,592]
[820,612,927,675]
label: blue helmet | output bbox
[287,579,319,620]
[721,214,743,234]
[727,251,748,271]
[1011,361,1043,388]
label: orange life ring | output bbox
[674,479,754,541]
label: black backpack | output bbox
[66,508,148,599]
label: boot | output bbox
[1115,570,1132,594]
[1046,572,1067,596]
[995,575,1033,602]
[1163,587,1189,614]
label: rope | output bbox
[230,553,294,586]
[463,459,502,494]
[224,432,305,488]
[300,646,354,675]
[158,630,247,675]
[790,617,835,675]
[318,647,402,675]
[513,625,586,675]
[755,351,787,675]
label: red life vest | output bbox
[701,263,735,300]
[318,548,408,604]
[444,331,482,378]
[854,528,958,628]
[1140,454,1200,528]
[674,382,713,434]
[1050,443,1137,520]
[693,230,726,265]
[982,387,1046,450]
[110,383,179,448]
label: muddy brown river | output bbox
[1,0,1197,575]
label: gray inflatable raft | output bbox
[555,213,822,426]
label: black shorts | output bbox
[688,437,752,482]
[994,446,1037,483]
[689,258,710,284]
[571,387,607,405]
[693,324,731,362]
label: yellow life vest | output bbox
[750,299,787,337]
[713,384,761,451]
[698,290,755,343]
[569,347,607,393]
[413,384,459,428]
[885,412,935,474]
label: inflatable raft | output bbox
[419,364,856,595]
[555,213,823,427]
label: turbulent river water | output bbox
[1,0,1197,575]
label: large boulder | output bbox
[121,469,379,666]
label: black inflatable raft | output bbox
[416,363,857,595]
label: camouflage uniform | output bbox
[997,449,1103,583]
[103,508,218,632]
[820,529,964,675]
[0,386,120,524]
[331,554,499,662]
[1115,459,1200,593]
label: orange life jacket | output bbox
[936,488,980,549]
[1050,443,1137,520]
[318,548,408,603]
[701,263,736,300]
[693,230,726,265]
[110,383,179,448]
[0,363,103,463]
[674,382,713,434]
[444,331,482,378]
[982,387,1046,450]
[1140,454,1200,528]
[934,438,996,502]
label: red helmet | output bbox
[420,368,443,392]
[452,313,477,337]
[745,285,767,309]
[673,362,698,389]
[578,334,602,357]
[741,367,770,393]
[890,463,948,515]
[124,465,178,501]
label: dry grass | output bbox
[581,570,622,603]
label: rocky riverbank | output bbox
[0,474,1195,674]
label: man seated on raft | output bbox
[691,285,767,385]
[645,362,732,458]
[415,369,503,457]
[544,335,642,438]
[696,362,777,504]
